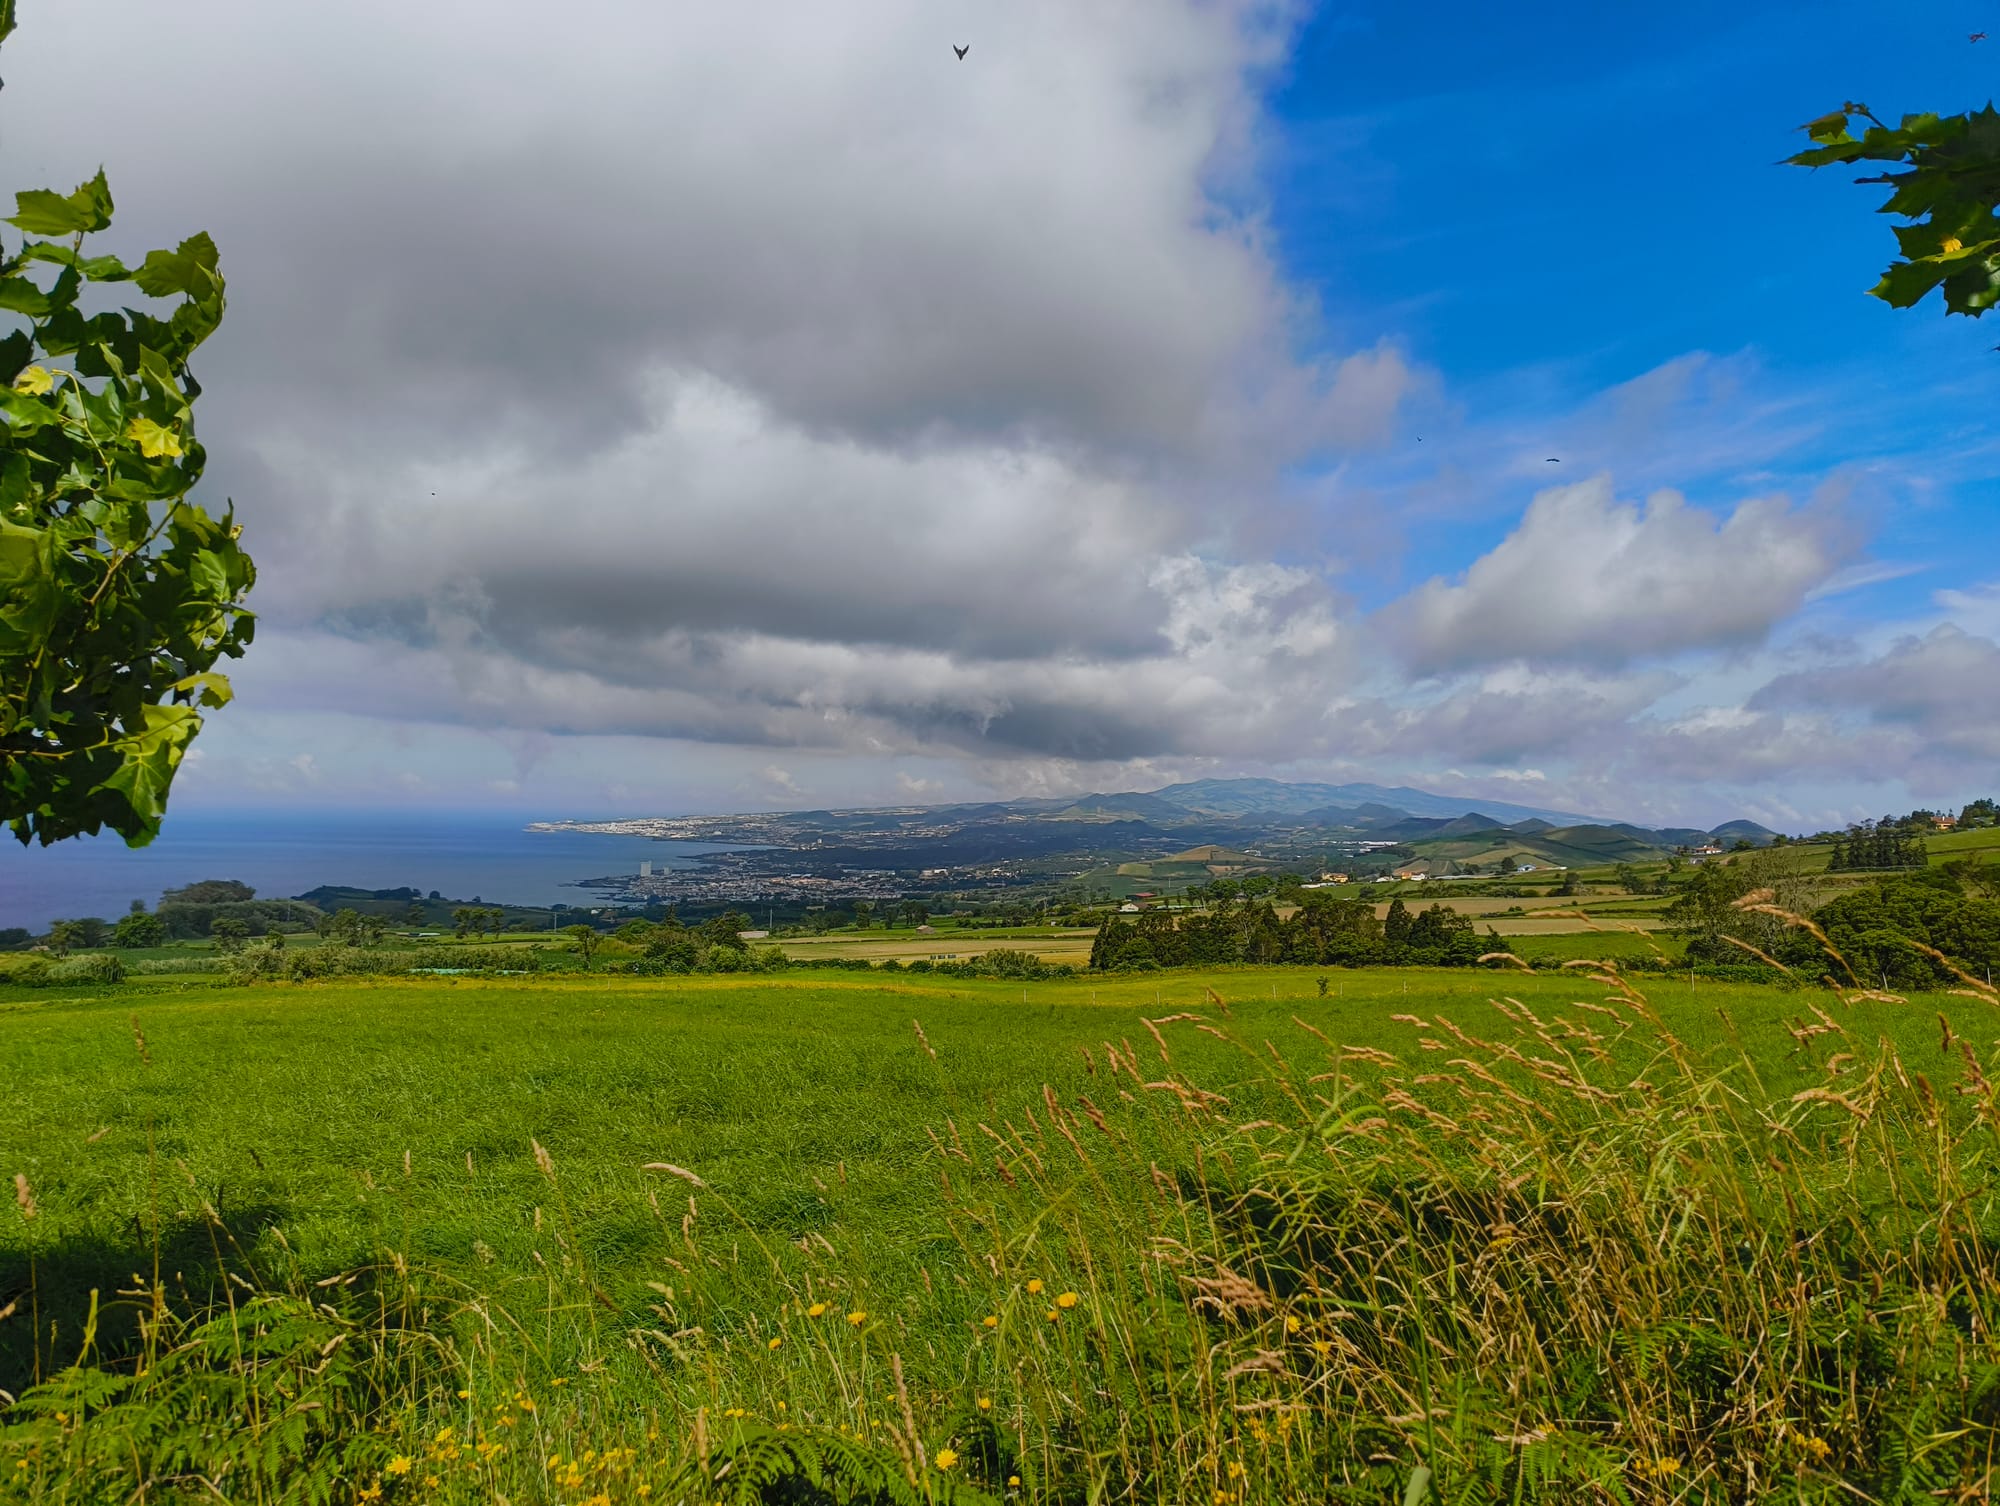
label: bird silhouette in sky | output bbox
[953,44,969,59]
[1973,30,1988,41]
[1545,457,1560,463]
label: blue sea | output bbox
[0,810,740,932]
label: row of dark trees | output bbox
[1826,818,1929,872]
[1089,895,1489,972]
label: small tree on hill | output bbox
[113,911,163,948]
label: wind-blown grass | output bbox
[4,966,1998,1501]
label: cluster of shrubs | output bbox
[769,947,1076,981]
[221,940,583,982]
[1687,868,2000,990]
[3,952,128,987]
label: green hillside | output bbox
[1407,821,1666,872]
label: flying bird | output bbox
[1973,30,1988,41]
[953,43,969,59]
[1545,457,1560,463]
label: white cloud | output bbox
[1385,475,1855,674]
[1752,625,2000,761]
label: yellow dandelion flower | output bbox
[1805,1435,1832,1460]
[724,1407,747,1419]
[977,1396,992,1411]
[1046,1309,1059,1322]
[1284,1315,1300,1333]
[357,1487,383,1503]
[1227,1460,1246,1479]
[423,1477,440,1490]
[457,1389,470,1399]
[936,1448,959,1471]
[550,1377,569,1387]
[768,1336,783,1350]
[808,1302,828,1317]
[982,1314,999,1328]
[1055,1291,1079,1309]
[435,1427,455,1444]
[847,1310,868,1326]
[637,1487,653,1498]
[1310,1339,1333,1357]
[1009,1476,1021,1488]
[1026,1279,1044,1294]
[384,1456,413,1477]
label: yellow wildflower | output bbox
[977,1397,992,1411]
[847,1310,867,1326]
[456,1389,470,1399]
[768,1336,783,1350]
[1228,1460,1246,1479]
[1284,1315,1300,1333]
[1046,1309,1059,1322]
[1009,1476,1021,1488]
[1943,237,1964,254]
[1026,1279,1044,1294]
[550,1377,569,1387]
[384,1456,413,1477]
[1055,1291,1079,1309]
[1804,1436,1832,1460]
[357,1487,383,1503]
[808,1302,828,1317]
[982,1315,999,1328]
[936,1448,960,1471]
[1310,1339,1333,1358]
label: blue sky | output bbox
[1264,0,2000,607]
[1,0,1995,835]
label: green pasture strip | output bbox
[5,969,1998,1501]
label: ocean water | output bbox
[0,810,738,932]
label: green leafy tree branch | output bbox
[1789,100,2000,322]
[0,0,254,846]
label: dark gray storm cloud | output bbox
[0,0,1436,767]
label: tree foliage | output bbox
[0,0,253,848]
[1789,101,2000,322]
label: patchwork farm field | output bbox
[6,967,2000,1502]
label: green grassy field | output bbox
[7,966,2000,1502]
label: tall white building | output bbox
[639,860,652,877]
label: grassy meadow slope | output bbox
[7,968,2000,1502]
